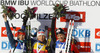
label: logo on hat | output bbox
[56,29,61,33]
[38,31,45,34]
[37,29,45,37]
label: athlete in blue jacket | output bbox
[3,14,26,53]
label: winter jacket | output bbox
[5,21,26,53]
[50,17,79,53]
[50,17,66,53]
[32,40,47,53]
[22,25,47,53]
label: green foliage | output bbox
[23,7,36,20]
[53,4,69,18]
[1,5,16,20]
[1,5,7,14]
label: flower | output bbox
[23,7,38,20]
[1,5,16,20]
[7,6,16,13]
[32,7,38,14]
[53,4,68,18]
[7,11,10,13]
[56,4,59,7]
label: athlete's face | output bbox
[57,34,65,42]
[37,35,45,42]
[18,35,25,40]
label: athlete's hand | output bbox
[3,13,7,22]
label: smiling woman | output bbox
[0,0,17,5]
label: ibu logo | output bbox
[72,29,90,38]
[1,41,11,50]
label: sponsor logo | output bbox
[1,27,20,37]
[95,29,100,39]
[38,32,45,34]
[76,42,91,52]
[5,12,85,21]
[1,41,11,50]
[60,12,86,22]
[72,29,90,38]
[95,43,100,51]
[9,13,53,20]
[48,28,90,38]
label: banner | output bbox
[0,0,100,53]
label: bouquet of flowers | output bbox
[23,7,38,20]
[1,5,16,20]
[22,7,38,26]
[53,4,69,18]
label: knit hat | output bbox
[37,29,45,37]
[17,29,25,40]
[56,28,65,35]
[17,29,25,36]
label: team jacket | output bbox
[22,25,47,53]
[32,41,47,53]
[55,40,66,53]
[5,21,26,53]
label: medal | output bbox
[38,45,43,49]
[37,42,44,53]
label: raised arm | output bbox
[51,17,57,43]
[3,14,16,48]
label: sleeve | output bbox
[71,44,79,53]
[51,17,57,43]
[73,43,79,53]
[31,38,37,46]
[50,17,57,53]
[22,25,26,30]
[5,21,16,48]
